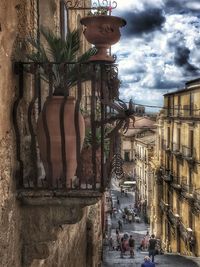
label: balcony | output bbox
[167,209,180,227]
[161,169,173,182]
[13,62,122,200]
[160,199,169,213]
[172,143,182,158]
[171,176,182,191]
[179,221,194,243]
[181,181,194,200]
[162,140,171,153]
[182,146,195,164]
[194,189,200,203]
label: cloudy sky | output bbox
[110,0,200,110]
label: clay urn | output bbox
[80,15,126,62]
[37,96,85,188]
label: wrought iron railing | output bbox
[161,169,173,182]
[182,146,194,160]
[171,175,182,191]
[179,221,194,242]
[172,143,181,154]
[194,188,200,202]
[168,209,180,226]
[13,62,120,191]
[162,140,171,152]
[160,199,169,212]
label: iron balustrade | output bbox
[168,209,180,227]
[182,145,194,159]
[161,169,173,182]
[172,143,181,153]
[181,180,194,199]
[160,199,169,212]
[162,140,171,152]
[179,221,194,243]
[13,62,119,191]
[171,175,182,191]
[194,189,200,202]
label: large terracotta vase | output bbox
[80,15,126,62]
[37,96,85,187]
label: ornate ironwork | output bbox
[64,0,117,12]
[13,61,118,191]
[99,99,135,137]
[167,209,180,228]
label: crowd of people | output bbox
[106,185,160,266]
[108,230,159,264]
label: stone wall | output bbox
[0,1,22,266]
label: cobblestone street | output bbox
[102,180,200,267]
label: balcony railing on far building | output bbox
[171,175,182,191]
[167,209,180,227]
[162,140,171,152]
[181,179,194,199]
[194,188,200,203]
[160,199,169,213]
[172,143,182,158]
[182,146,195,163]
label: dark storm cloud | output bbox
[120,8,166,37]
[174,46,199,73]
[164,0,200,14]
[153,79,182,90]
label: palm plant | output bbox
[26,27,96,95]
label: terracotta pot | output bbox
[80,15,126,62]
[37,96,85,187]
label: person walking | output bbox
[108,236,114,251]
[118,220,123,231]
[128,235,135,258]
[120,237,126,258]
[141,256,155,267]
[148,234,157,263]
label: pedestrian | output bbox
[148,234,157,263]
[122,213,126,224]
[128,213,132,224]
[118,220,123,231]
[120,237,126,258]
[139,237,146,251]
[128,235,135,258]
[141,256,155,267]
[109,236,114,251]
[117,198,120,207]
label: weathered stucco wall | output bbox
[0,1,22,266]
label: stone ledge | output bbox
[18,189,102,206]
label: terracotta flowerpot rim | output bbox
[80,15,127,27]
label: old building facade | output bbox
[135,133,155,223]
[151,79,200,256]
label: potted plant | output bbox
[80,6,126,62]
[26,27,96,187]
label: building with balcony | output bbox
[0,1,122,266]
[121,116,156,179]
[134,132,155,223]
[150,79,200,257]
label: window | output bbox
[177,128,181,150]
[167,127,170,147]
[124,151,130,162]
[189,130,194,156]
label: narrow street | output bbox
[102,179,200,267]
